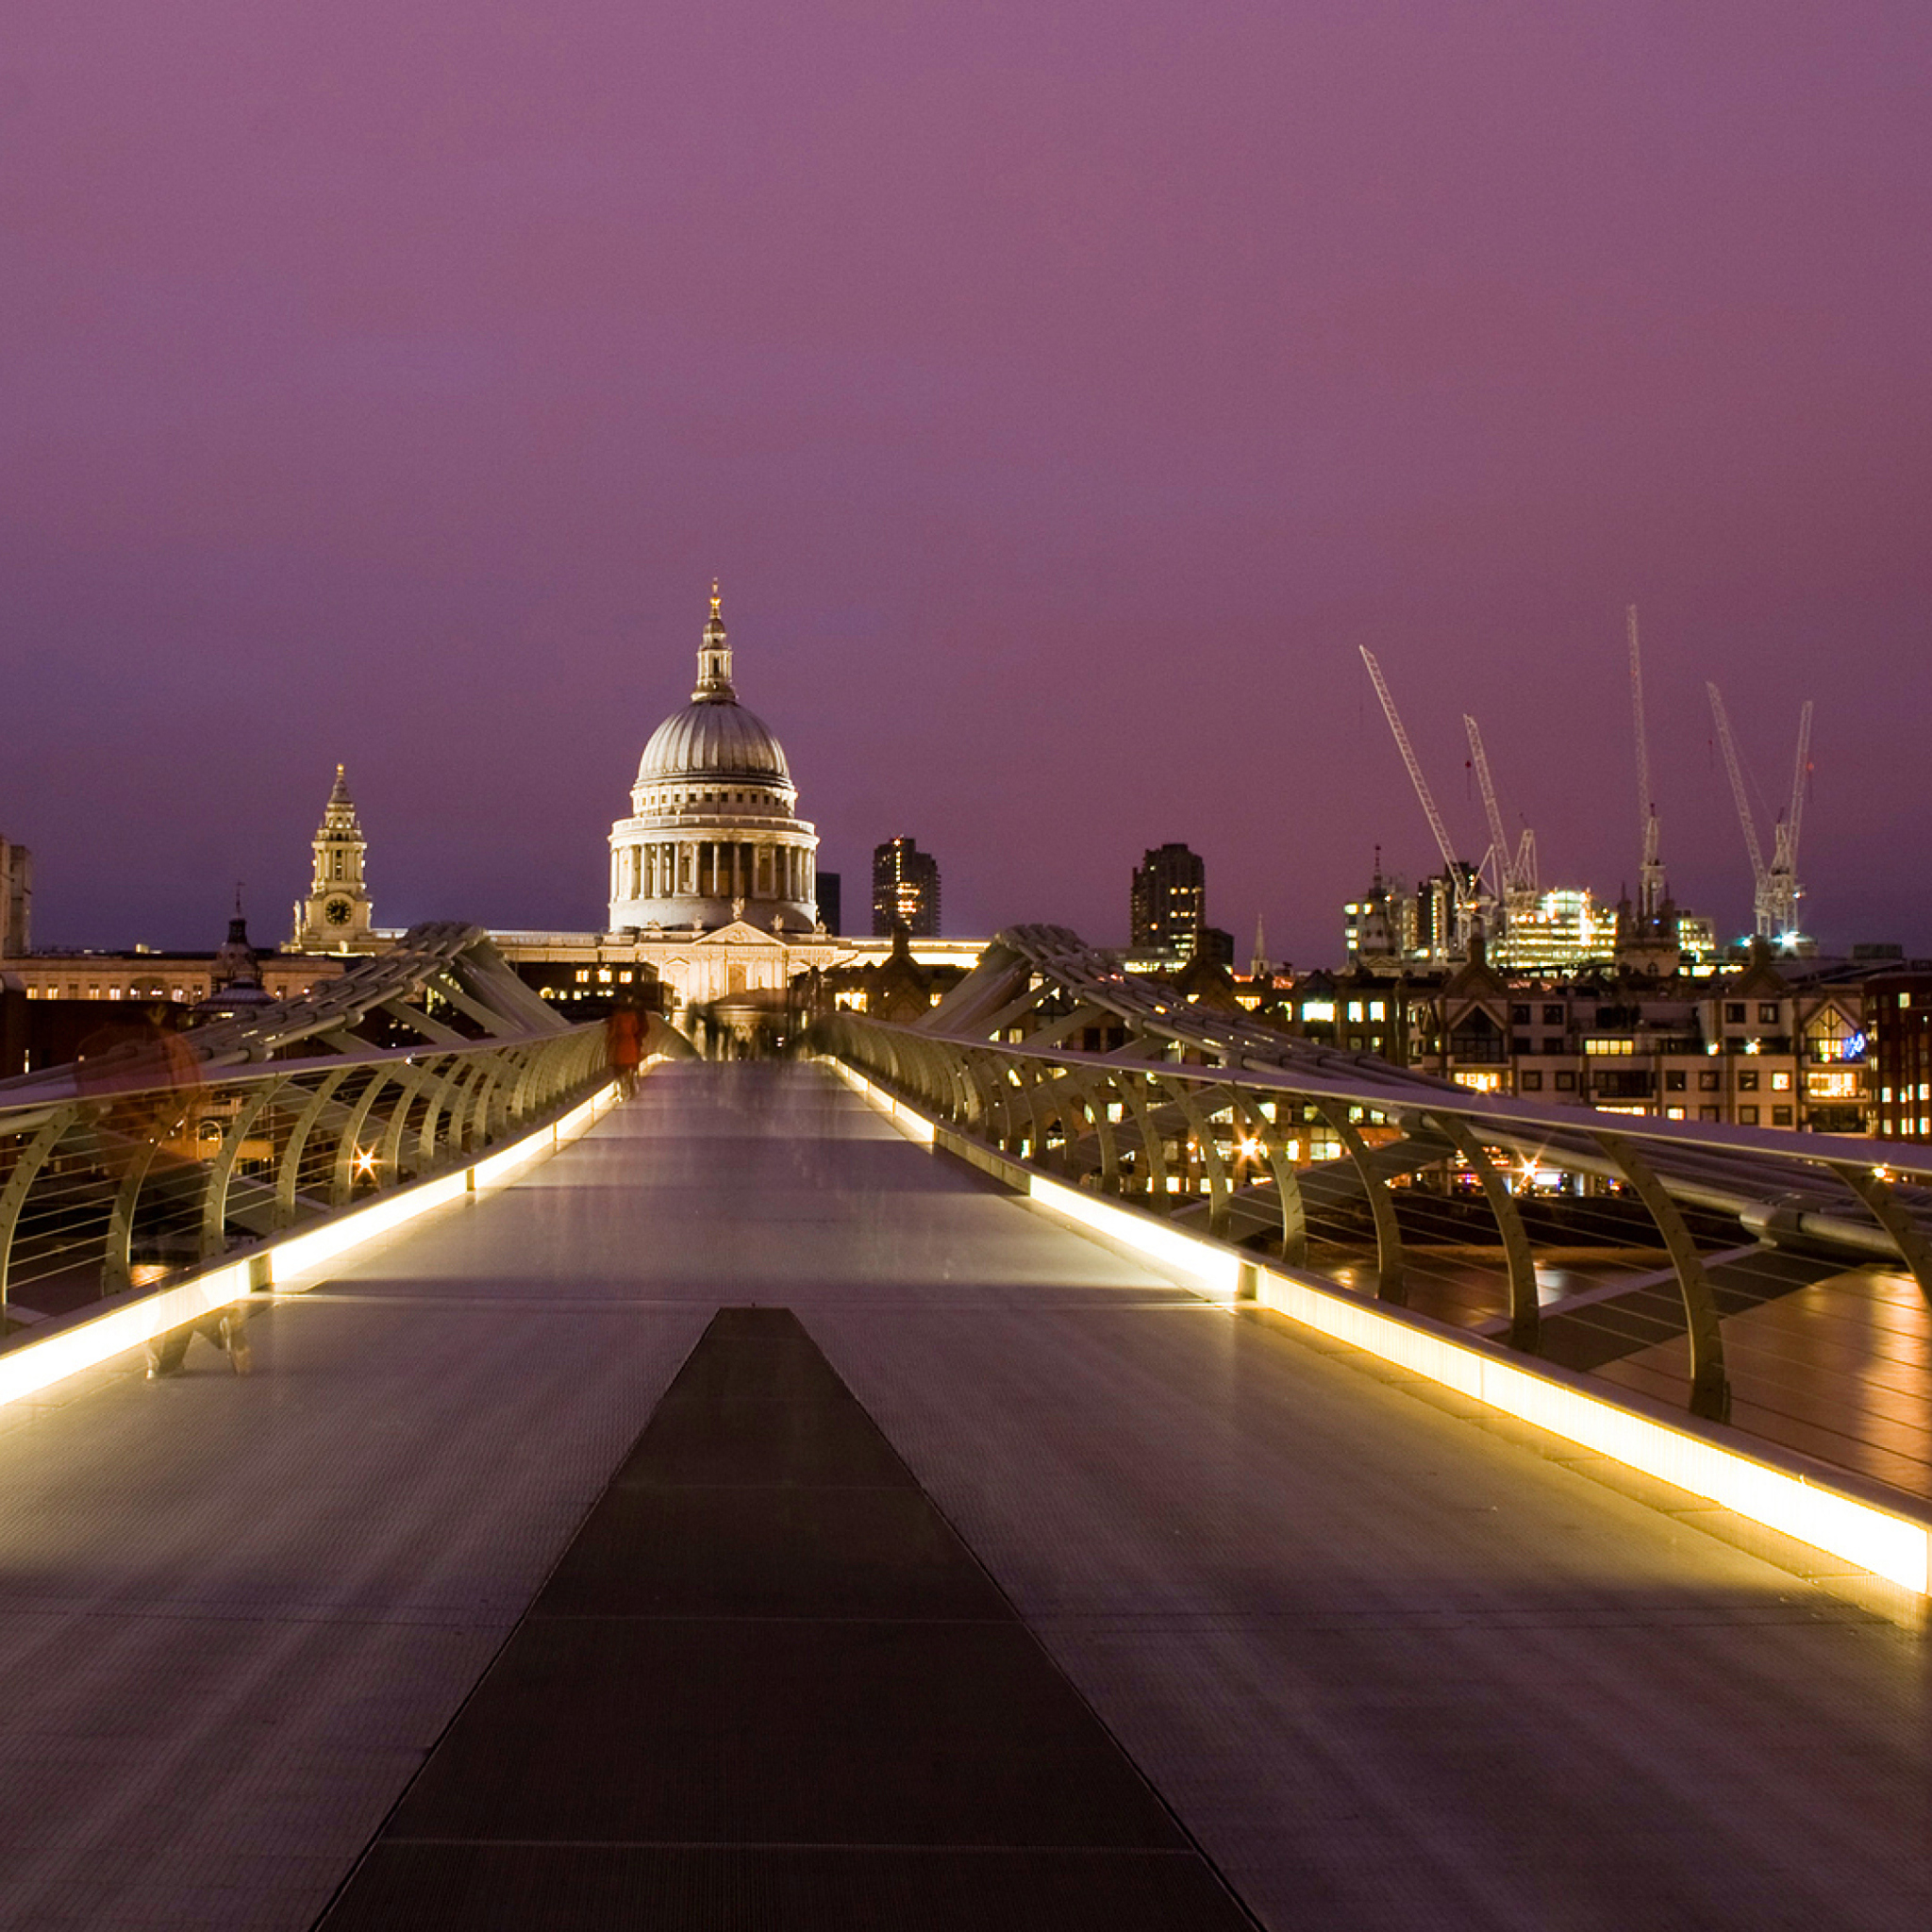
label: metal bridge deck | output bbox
[0,1062,1925,1928]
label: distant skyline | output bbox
[7,5,1929,963]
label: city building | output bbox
[6,946,344,1012]
[1130,842,1205,958]
[192,904,279,1023]
[291,765,378,951]
[1342,857,1415,968]
[0,837,29,958]
[873,838,941,937]
[1236,937,1872,1134]
[1861,970,1932,1140]
[1345,856,1719,976]
[817,872,842,938]
[607,586,821,937]
[1490,888,1615,973]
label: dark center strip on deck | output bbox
[315,1306,1257,1931]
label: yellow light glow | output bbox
[0,1080,623,1412]
[824,1054,1930,1600]
[1031,1174,1244,1299]
[1246,1266,1929,1595]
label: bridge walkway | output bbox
[0,1062,1924,1928]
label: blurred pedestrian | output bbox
[607,996,643,1097]
[145,1305,251,1379]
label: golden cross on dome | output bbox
[709,578,722,621]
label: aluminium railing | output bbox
[815,1007,1932,1429]
[0,1024,608,1344]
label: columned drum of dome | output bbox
[607,588,821,936]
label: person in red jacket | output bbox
[606,997,644,1098]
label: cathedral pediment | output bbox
[694,920,793,948]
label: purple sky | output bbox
[6,4,1930,963]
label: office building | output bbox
[873,838,941,937]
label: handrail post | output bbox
[1430,1112,1541,1351]
[1595,1130,1730,1423]
[200,1082,283,1262]
[0,1106,80,1325]
[275,1068,350,1229]
[1314,1100,1406,1306]
[1826,1161,1932,1307]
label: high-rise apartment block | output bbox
[1130,842,1206,957]
[873,838,941,937]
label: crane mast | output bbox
[1627,606,1665,924]
[1708,684,1813,942]
[1360,647,1477,954]
[1764,699,1814,940]
[1463,714,1539,925]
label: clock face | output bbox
[325,898,354,925]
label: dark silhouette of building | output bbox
[816,871,841,937]
[873,839,941,937]
[0,836,29,958]
[1130,843,1206,957]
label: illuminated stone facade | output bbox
[291,765,377,951]
[608,589,820,937]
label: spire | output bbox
[320,763,361,837]
[1250,913,1267,981]
[693,580,735,700]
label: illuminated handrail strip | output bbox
[0,1080,622,1409]
[824,1055,1932,1598]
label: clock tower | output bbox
[292,764,377,951]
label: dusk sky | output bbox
[6,4,1929,963]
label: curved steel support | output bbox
[0,1106,81,1317]
[1115,1074,1169,1200]
[463,1054,510,1152]
[275,1068,350,1228]
[1159,1077,1232,1235]
[1825,1161,1932,1306]
[200,1082,282,1261]
[1431,1113,1540,1351]
[1039,1067,1095,1179]
[1596,1130,1730,1423]
[412,1058,471,1173]
[1073,1068,1122,1191]
[958,1050,1003,1141]
[427,1058,488,1170]
[1314,1100,1406,1306]
[103,1137,167,1297]
[333,1069,397,1206]
[1234,1091,1307,1265]
[382,1062,437,1179]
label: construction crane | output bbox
[1359,647,1481,955]
[1627,606,1666,924]
[1707,682,1814,942]
[1771,699,1814,938]
[1463,713,1539,927]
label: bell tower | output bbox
[292,764,377,951]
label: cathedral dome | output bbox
[636,699,791,788]
[608,585,821,938]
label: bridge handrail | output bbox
[815,930,1932,1429]
[0,1020,608,1342]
